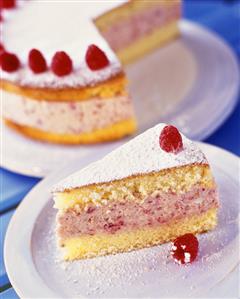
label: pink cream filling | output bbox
[2,92,134,134]
[58,186,218,239]
[100,3,181,52]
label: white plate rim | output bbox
[4,142,240,298]
[1,19,240,178]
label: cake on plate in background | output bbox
[1,0,181,144]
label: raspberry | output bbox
[0,43,5,54]
[0,52,20,72]
[0,0,16,9]
[28,49,47,74]
[170,233,199,264]
[159,125,183,154]
[51,51,72,76]
[86,44,109,71]
[103,220,124,233]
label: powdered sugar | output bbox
[57,245,172,297]
[2,61,122,89]
[53,123,208,192]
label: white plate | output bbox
[4,143,240,298]
[1,20,239,177]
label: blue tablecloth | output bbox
[1,0,239,297]
[184,0,240,155]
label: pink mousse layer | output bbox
[101,3,181,52]
[2,91,134,134]
[58,186,218,239]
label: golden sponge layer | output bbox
[55,164,214,211]
[5,118,136,145]
[0,74,127,102]
[60,208,217,260]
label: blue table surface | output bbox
[0,0,239,297]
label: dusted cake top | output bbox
[53,123,208,192]
[1,0,127,88]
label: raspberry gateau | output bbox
[53,124,219,260]
[1,0,181,144]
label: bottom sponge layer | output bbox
[4,118,137,144]
[60,208,218,260]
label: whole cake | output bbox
[0,0,181,144]
[53,124,219,260]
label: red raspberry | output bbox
[159,125,183,154]
[0,43,5,54]
[28,49,47,74]
[170,233,199,264]
[51,51,72,77]
[0,0,16,9]
[86,44,109,71]
[0,52,20,72]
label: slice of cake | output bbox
[53,124,219,260]
[1,0,181,144]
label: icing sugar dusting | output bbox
[53,123,208,192]
[1,63,122,89]
[1,1,124,88]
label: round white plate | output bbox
[4,143,240,298]
[1,20,239,177]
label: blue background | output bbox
[1,0,239,297]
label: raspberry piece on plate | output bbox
[170,233,199,264]
[0,51,20,72]
[159,125,183,154]
[0,43,5,54]
[0,0,16,9]
[51,51,73,77]
[86,44,109,71]
[28,49,47,74]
